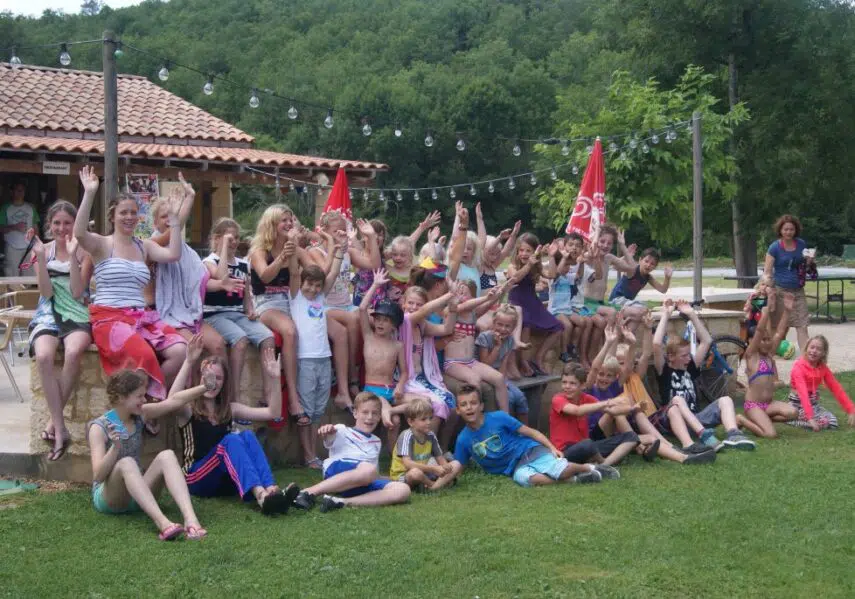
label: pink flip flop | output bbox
[185,525,208,540]
[158,523,184,541]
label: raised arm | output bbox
[763,251,775,279]
[648,264,673,293]
[232,348,283,421]
[206,235,232,280]
[349,219,381,270]
[652,300,674,374]
[618,319,638,384]
[746,306,772,357]
[635,311,654,377]
[248,239,289,284]
[498,220,521,263]
[424,294,459,337]
[448,203,468,281]
[475,203,487,256]
[409,210,441,247]
[143,190,185,264]
[675,300,712,367]
[73,166,108,260]
[30,235,53,299]
[66,236,91,300]
[770,293,792,347]
[359,268,388,335]
[586,323,619,388]
[322,236,346,294]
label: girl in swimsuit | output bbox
[442,280,510,411]
[736,293,799,438]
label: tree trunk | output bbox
[728,49,758,288]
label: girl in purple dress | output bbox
[507,233,563,377]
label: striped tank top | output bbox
[93,238,150,308]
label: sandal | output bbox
[47,437,70,462]
[642,439,661,463]
[348,380,361,397]
[528,361,548,377]
[290,413,312,428]
[185,525,208,540]
[306,457,323,470]
[158,523,184,541]
[39,430,55,443]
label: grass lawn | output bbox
[4,379,855,598]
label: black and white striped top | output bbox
[92,238,149,309]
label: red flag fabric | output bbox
[322,167,352,224]
[565,138,605,241]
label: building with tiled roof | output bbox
[0,63,387,239]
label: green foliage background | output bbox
[4,0,855,255]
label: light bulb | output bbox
[512,142,522,157]
[414,191,420,201]
[362,122,372,137]
[114,47,124,59]
[651,133,660,145]
[424,132,434,147]
[450,188,457,199]
[203,78,214,95]
[508,177,516,190]
[641,143,650,154]
[586,145,593,155]
[629,137,638,150]
[158,66,169,81]
[572,164,579,175]
[488,181,495,194]
[550,168,557,181]
[348,190,354,201]
[469,185,476,196]
[363,189,369,200]
[396,191,403,202]
[619,151,627,160]
[288,105,298,119]
[561,142,570,156]
[394,123,403,137]
[380,191,386,202]
[324,109,334,129]
[530,174,537,186]
[665,130,673,144]
[289,181,296,192]
[609,142,618,153]
[456,137,466,152]
[249,89,260,108]
[10,52,22,67]
[431,189,438,200]
[59,44,71,67]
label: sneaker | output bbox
[723,430,756,451]
[281,482,301,505]
[682,442,714,455]
[699,429,724,452]
[683,450,716,465]
[319,495,345,513]
[572,468,602,484]
[593,464,620,480]
[293,490,316,511]
[559,352,572,363]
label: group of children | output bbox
[17,174,855,539]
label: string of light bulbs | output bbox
[240,121,692,210]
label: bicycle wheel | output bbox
[697,335,747,405]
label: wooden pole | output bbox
[692,111,703,304]
[102,30,119,234]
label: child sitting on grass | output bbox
[359,268,408,446]
[88,370,207,541]
[550,362,640,467]
[293,392,411,512]
[453,385,617,487]
[476,304,530,423]
[390,398,462,490]
[652,299,755,451]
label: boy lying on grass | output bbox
[453,384,618,487]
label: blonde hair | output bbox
[665,337,690,357]
[806,335,829,365]
[319,210,346,231]
[405,397,434,420]
[602,356,621,373]
[249,204,294,255]
[43,200,77,240]
[494,305,519,327]
[755,274,775,292]
[404,285,428,304]
[208,217,240,253]
[354,391,382,411]
[464,231,482,268]
[387,236,415,267]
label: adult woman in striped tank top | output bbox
[73,166,189,422]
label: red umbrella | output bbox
[322,167,353,225]
[565,137,605,241]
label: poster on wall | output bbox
[125,173,159,237]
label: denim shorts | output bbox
[507,382,529,415]
[512,451,570,487]
[204,310,274,347]
[695,399,722,429]
[255,293,291,316]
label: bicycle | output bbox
[679,300,747,407]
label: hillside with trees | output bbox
[3,0,855,265]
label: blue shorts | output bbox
[507,382,529,414]
[324,459,391,497]
[512,452,570,488]
[571,306,593,317]
[204,310,274,347]
[92,482,140,514]
[364,384,395,404]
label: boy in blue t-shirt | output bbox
[453,385,617,487]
